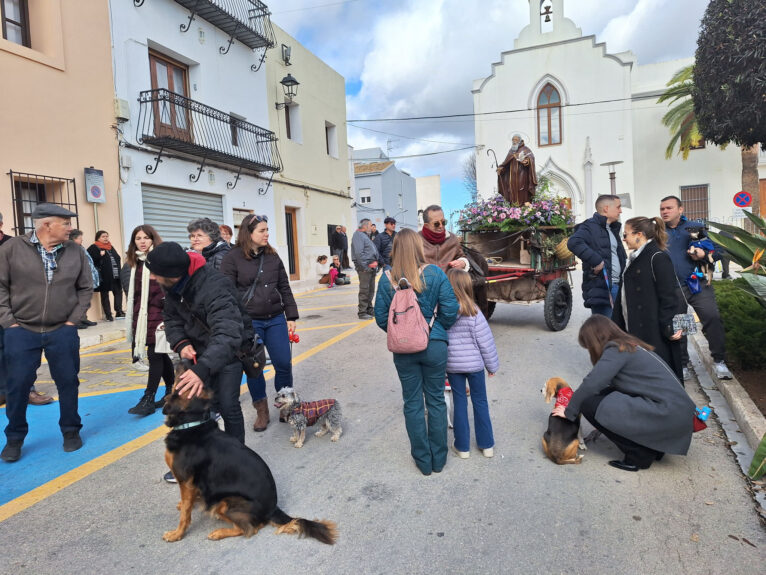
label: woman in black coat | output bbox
[220,214,299,433]
[87,230,124,321]
[613,216,683,381]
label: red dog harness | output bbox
[293,399,336,427]
[554,387,573,409]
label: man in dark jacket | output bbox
[567,195,626,318]
[146,242,252,445]
[660,195,731,380]
[374,216,397,269]
[330,225,344,263]
[0,204,93,462]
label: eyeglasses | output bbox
[431,219,448,229]
[188,232,208,240]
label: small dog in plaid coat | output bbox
[273,387,343,448]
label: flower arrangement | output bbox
[458,194,574,233]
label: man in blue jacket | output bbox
[659,196,731,380]
[567,195,626,318]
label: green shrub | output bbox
[713,279,766,369]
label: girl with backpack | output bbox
[374,228,459,476]
[445,268,499,459]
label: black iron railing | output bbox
[136,89,282,175]
[173,0,275,51]
[8,171,78,235]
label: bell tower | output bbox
[516,0,582,49]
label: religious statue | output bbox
[496,134,538,204]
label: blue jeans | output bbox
[0,326,6,398]
[447,371,494,452]
[393,340,449,475]
[591,283,620,319]
[4,325,82,441]
[246,314,293,402]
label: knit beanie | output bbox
[145,242,190,278]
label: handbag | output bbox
[650,252,697,336]
[154,322,173,354]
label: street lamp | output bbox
[600,161,624,195]
[275,74,299,110]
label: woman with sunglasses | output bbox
[612,216,684,382]
[220,214,298,432]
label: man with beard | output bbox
[496,134,538,204]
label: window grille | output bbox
[680,184,709,222]
[8,171,78,235]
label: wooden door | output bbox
[285,207,299,281]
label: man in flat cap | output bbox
[0,203,93,462]
[374,216,397,270]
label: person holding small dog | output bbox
[316,255,338,288]
[374,228,459,476]
[552,315,695,472]
[221,214,299,433]
[612,216,683,382]
[330,254,350,285]
[124,225,175,416]
[445,268,499,459]
[146,242,253,448]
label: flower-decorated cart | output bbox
[458,194,576,331]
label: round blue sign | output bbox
[90,185,102,199]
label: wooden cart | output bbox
[462,227,575,331]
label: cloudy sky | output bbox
[270,0,709,217]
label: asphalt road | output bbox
[0,274,764,575]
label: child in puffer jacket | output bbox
[445,269,499,459]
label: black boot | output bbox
[154,393,170,409]
[128,393,156,416]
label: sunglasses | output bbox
[431,219,448,229]
[246,214,268,230]
[622,231,638,239]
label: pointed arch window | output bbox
[537,83,562,146]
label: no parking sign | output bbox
[733,191,752,208]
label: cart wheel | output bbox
[486,301,496,320]
[544,278,572,331]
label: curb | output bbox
[79,327,127,350]
[691,331,766,451]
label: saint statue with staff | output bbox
[496,134,537,204]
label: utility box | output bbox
[114,98,130,122]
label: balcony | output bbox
[173,0,275,50]
[136,89,282,177]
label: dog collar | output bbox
[173,414,210,430]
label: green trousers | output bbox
[393,340,448,475]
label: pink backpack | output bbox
[385,266,436,354]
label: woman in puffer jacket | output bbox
[445,268,499,460]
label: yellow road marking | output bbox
[298,303,358,312]
[299,321,361,332]
[79,338,125,352]
[0,320,374,522]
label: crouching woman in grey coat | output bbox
[552,315,695,472]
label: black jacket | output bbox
[374,230,396,267]
[220,247,299,321]
[162,261,254,383]
[567,213,626,309]
[87,243,122,292]
[613,241,683,380]
[201,240,231,270]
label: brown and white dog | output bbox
[542,377,585,465]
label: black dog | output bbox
[162,366,337,543]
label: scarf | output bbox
[126,248,152,361]
[421,226,446,245]
[95,239,113,251]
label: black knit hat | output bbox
[145,242,190,278]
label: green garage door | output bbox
[141,186,224,248]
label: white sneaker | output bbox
[682,367,692,381]
[131,360,149,372]
[714,361,732,380]
[453,446,470,459]
[482,448,494,458]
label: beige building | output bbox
[266,24,352,282]
[0,0,120,316]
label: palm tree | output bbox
[658,65,761,223]
[657,65,706,160]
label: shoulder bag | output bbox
[650,252,697,336]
